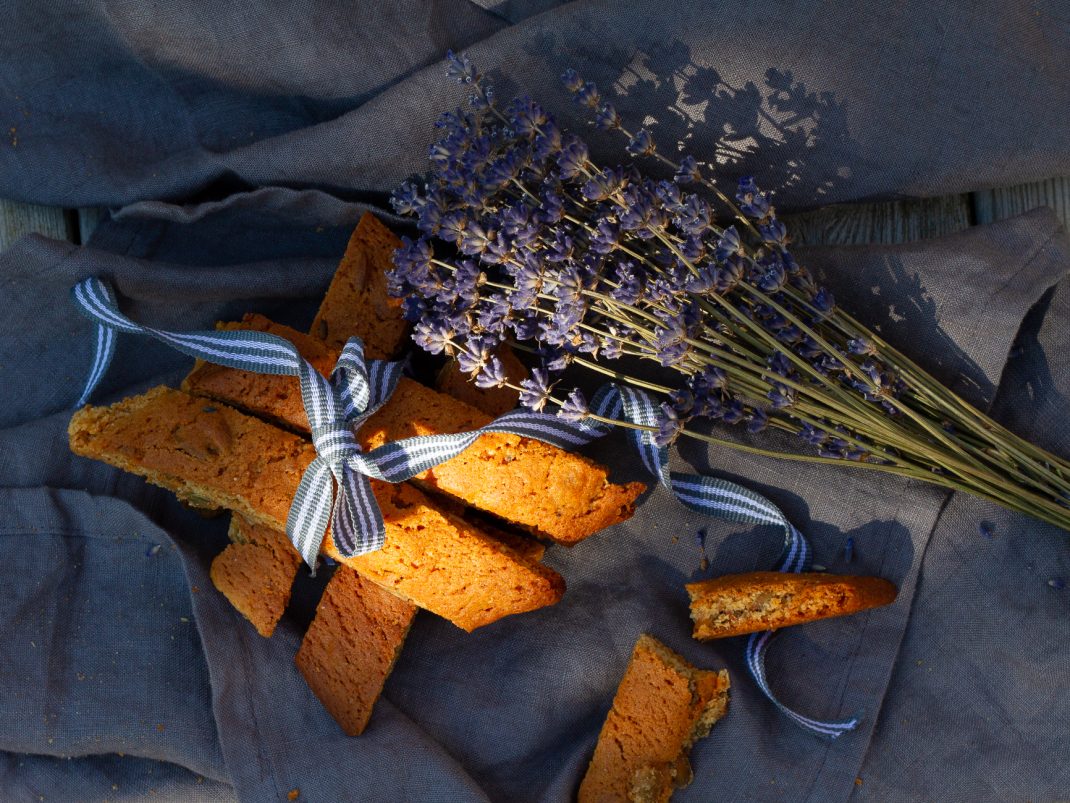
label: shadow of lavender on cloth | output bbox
[512,35,859,206]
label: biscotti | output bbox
[210,515,302,637]
[68,387,565,631]
[295,566,417,735]
[310,212,409,357]
[183,315,333,433]
[361,378,645,544]
[578,634,729,803]
[686,571,898,640]
[184,316,645,545]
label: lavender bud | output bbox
[518,368,553,412]
[736,175,771,219]
[576,81,601,109]
[675,155,701,185]
[561,68,584,93]
[445,50,478,84]
[595,103,622,130]
[654,401,685,447]
[626,128,656,157]
[747,408,770,433]
[474,355,507,388]
[558,387,590,422]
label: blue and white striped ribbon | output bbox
[73,275,856,738]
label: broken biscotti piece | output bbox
[183,316,646,545]
[310,211,409,357]
[578,635,729,803]
[686,571,898,640]
[295,565,417,735]
[68,387,565,632]
[210,515,302,637]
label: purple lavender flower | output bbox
[715,226,742,261]
[445,50,477,83]
[811,287,836,317]
[848,338,877,356]
[456,337,491,376]
[759,218,788,246]
[721,399,746,424]
[518,368,553,411]
[557,136,589,179]
[412,314,455,355]
[391,181,422,216]
[581,167,624,202]
[799,423,828,446]
[595,103,622,130]
[651,315,691,367]
[626,128,656,157]
[655,401,685,447]
[736,176,771,219]
[767,384,795,409]
[459,221,495,256]
[474,355,507,389]
[558,387,590,422]
[576,81,601,109]
[560,68,583,93]
[748,408,770,433]
[674,155,700,184]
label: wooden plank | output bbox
[972,177,1070,231]
[78,207,106,244]
[783,195,973,247]
[0,200,76,251]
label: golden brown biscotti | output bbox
[295,565,417,735]
[434,344,528,418]
[183,316,645,545]
[310,212,409,357]
[209,515,302,637]
[182,315,334,433]
[686,571,898,640]
[361,378,645,545]
[68,387,565,632]
[578,635,730,803]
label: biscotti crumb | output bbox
[296,566,416,735]
[578,634,729,803]
[209,515,301,637]
[686,571,898,640]
[68,387,564,631]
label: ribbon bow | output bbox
[73,275,858,738]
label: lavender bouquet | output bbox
[387,52,1070,534]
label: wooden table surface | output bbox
[1,179,1067,254]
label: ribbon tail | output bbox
[746,632,859,739]
[332,463,386,557]
[287,456,336,571]
[75,321,116,407]
[777,524,812,574]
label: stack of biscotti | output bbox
[578,634,730,802]
[70,213,645,736]
[185,317,646,545]
[189,213,578,735]
[205,213,416,647]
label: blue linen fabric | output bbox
[0,2,1068,801]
